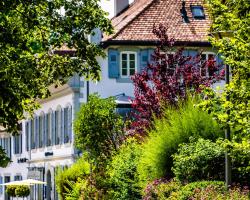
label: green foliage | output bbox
[0,0,113,133]
[0,146,11,167]
[6,185,17,197]
[190,186,250,200]
[172,138,224,182]
[106,138,142,200]
[56,157,90,200]
[202,0,250,135]
[143,180,226,200]
[74,94,124,163]
[219,138,250,185]
[137,97,222,185]
[143,179,182,200]
[169,181,225,200]
[15,185,30,197]
[173,137,250,185]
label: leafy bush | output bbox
[6,185,17,197]
[6,185,30,197]
[56,157,90,199]
[190,185,250,200]
[221,138,250,185]
[137,97,222,185]
[172,137,250,185]
[74,94,124,163]
[106,138,142,200]
[15,185,30,197]
[172,138,224,182]
[0,146,11,167]
[169,181,225,200]
[143,179,181,200]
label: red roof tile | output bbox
[104,0,212,43]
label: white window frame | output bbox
[120,51,137,78]
[200,51,216,77]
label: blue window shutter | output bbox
[61,109,64,145]
[188,50,198,57]
[69,106,72,142]
[43,115,46,147]
[35,116,39,149]
[108,49,119,78]
[52,111,55,146]
[0,176,2,194]
[182,50,189,57]
[148,49,155,64]
[140,49,149,72]
[216,53,223,64]
[216,53,224,72]
[64,107,68,143]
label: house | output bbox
[0,0,222,199]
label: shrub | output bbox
[137,97,222,185]
[190,185,250,200]
[15,185,30,197]
[221,138,250,186]
[106,138,142,200]
[172,138,225,182]
[56,157,90,199]
[169,181,225,200]
[6,185,17,197]
[172,137,250,185]
[143,179,181,200]
[74,94,124,164]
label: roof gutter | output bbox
[100,40,212,49]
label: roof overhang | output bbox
[101,40,212,49]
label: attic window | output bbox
[191,6,205,19]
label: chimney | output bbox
[115,0,129,16]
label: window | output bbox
[120,52,137,77]
[191,6,205,19]
[14,175,22,181]
[200,52,216,77]
[2,137,11,159]
[14,134,22,154]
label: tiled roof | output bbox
[103,0,212,43]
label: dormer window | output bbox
[191,6,205,19]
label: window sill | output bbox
[13,153,22,157]
[116,77,133,83]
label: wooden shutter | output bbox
[140,49,149,72]
[108,49,120,78]
[52,111,55,146]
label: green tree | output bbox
[201,0,250,135]
[0,0,112,133]
[74,94,124,164]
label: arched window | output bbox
[63,105,72,143]
[55,106,62,145]
[38,112,44,148]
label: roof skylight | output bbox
[191,6,205,19]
